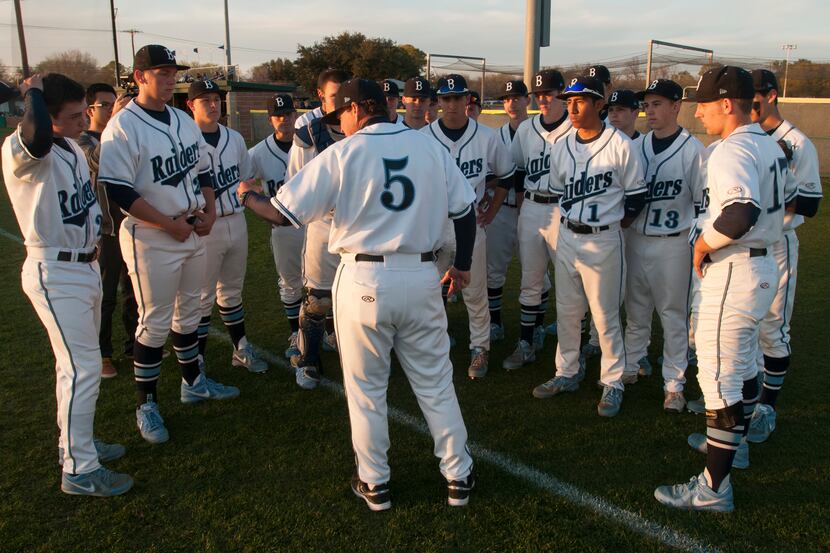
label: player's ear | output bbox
[768,89,778,104]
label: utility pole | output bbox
[223,0,232,70]
[109,0,121,85]
[13,0,30,78]
[782,44,797,98]
[125,29,140,60]
[523,0,550,108]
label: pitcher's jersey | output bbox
[273,122,476,255]
[98,101,211,217]
[548,125,646,226]
[511,113,572,194]
[422,118,515,202]
[204,125,254,217]
[3,129,102,250]
[632,128,705,236]
[249,133,290,197]
[692,123,797,249]
[769,120,822,230]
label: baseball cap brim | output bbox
[320,105,348,125]
[141,62,190,71]
[557,86,603,100]
[436,86,469,96]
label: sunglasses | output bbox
[90,102,114,109]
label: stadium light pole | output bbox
[782,44,797,98]
[223,0,232,71]
[524,0,550,108]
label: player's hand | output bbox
[165,215,195,242]
[19,73,44,96]
[441,266,470,298]
[476,205,497,228]
[692,235,714,278]
[236,179,262,203]
[112,93,133,116]
[193,209,216,236]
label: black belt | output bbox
[649,232,681,238]
[354,252,436,263]
[57,250,97,263]
[561,217,609,234]
[524,191,558,204]
[749,248,767,258]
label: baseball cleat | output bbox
[180,373,240,404]
[322,331,338,352]
[136,402,169,444]
[747,403,777,443]
[581,343,601,359]
[61,466,134,497]
[545,322,558,336]
[663,391,687,413]
[654,473,734,512]
[533,375,580,399]
[59,439,126,467]
[638,356,652,377]
[687,396,706,415]
[489,323,505,342]
[687,433,749,469]
[351,473,391,511]
[285,332,301,359]
[502,340,535,370]
[532,326,546,352]
[447,471,475,507]
[232,343,268,373]
[295,365,321,390]
[101,357,118,379]
[468,347,489,379]
[597,385,623,417]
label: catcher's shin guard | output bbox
[295,291,332,371]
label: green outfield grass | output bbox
[0,132,827,552]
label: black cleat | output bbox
[351,472,391,511]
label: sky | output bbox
[2,0,828,73]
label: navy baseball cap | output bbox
[187,79,223,101]
[636,79,683,102]
[607,89,639,110]
[403,76,430,98]
[752,69,779,93]
[134,44,189,71]
[532,69,565,93]
[381,79,400,97]
[320,78,386,124]
[469,91,482,107]
[686,66,754,103]
[436,74,469,96]
[498,80,528,99]
[586,64,611,84]
[270,93,295,115]
[558,76,605,100]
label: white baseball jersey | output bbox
[630,131,645,152]
[511,113,572,194]
[249,133,291,197]
[3,128,102,250]
[631,128,705,235]
[203,125,254,217]
[692,123,797,250]
[497,123,521,205]
[294,107,323,129]
[422,118,515,202]
[548,125,646,225]
[768,120,822,230]
[274,122,476,254]
[98,101,211,217]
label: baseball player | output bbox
[587,64,612,121]
[235,78,477,510]
[745,69,822,442]
[606,89,643,146]
[423,74,516,379]
[622,79,705,411]
[77,83,137,379]
[294,68,351,130]
[98,45,239,445]
[186,80,267,374]
[466,90,482,120]
[287,68,350,390]
[382,79,403,124]
[655,67,796,512]
[532,76,647,418]
[3,73,132,496]
[248,94,305,358]
[401,76,430,130]
[502,70,570,370]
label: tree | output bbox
[36,50,108,86]
[249,58,296,83]
[99,60,129,86]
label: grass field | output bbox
[0,126,827,551]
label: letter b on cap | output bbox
[536,75,543,87]
[447,78,455,89]
[276,97,284,107]
[506,82,513,91]
[416,80,423,91]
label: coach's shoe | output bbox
[285,332,301,359]
[295,364,321,390]
[663,391,687,413]
[468,348,489,379]
[533,376,580,399]
[597,386,623,417]
[687,433,749,469]
[489,323,505,342]
[654,473,734,512]
[502,340,535,370]
[638,356,653,377]
[136,402,169,444]
[447,471,475,507]
[59,439,126,466]
[581,342,601,359]
[101,357,118,379]
[747,403,777,444]
[687,396,706,415]
[322,331,338,353]
[532,326,546,351]
[232,343,268,374]
[61,466,133,497]
[181,373,240,404]
[351,472,391,512]
[545,322,558,336]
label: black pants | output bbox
[98,234,138,358]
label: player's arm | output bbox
[18,75,52,159]
[791,140,822,217]
[479,137,516,225]
[620,141,648,228]
[236,180,287,226]
[441,149,478,296]
[194,171,216,236]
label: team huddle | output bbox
[2,43,822,514]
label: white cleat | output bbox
[654,472,734,512]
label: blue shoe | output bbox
[638,356,653,377]
[232,343,268,373]
[181,373,240,404]
[285,332,301,359]
[545,322,558,336]
[489,323,505,342]
[532,326,546,351]
[61,466,133,497]
[136,402,169,444]
[581,343,601,359]
[59,439,125,466]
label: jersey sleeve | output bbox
[272,145,341,227]
[236,134,255,181]
[685,138,706,208]
[547,141,566,195]
[711,143,761,209]
[98,117,138,189]
[619,138,647,196]
[247,145,263,180]
[5,127,46,181]
[442,148,476,219]
[794,138,822,199]
[488,132,516,179]
[511,129,526,169]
